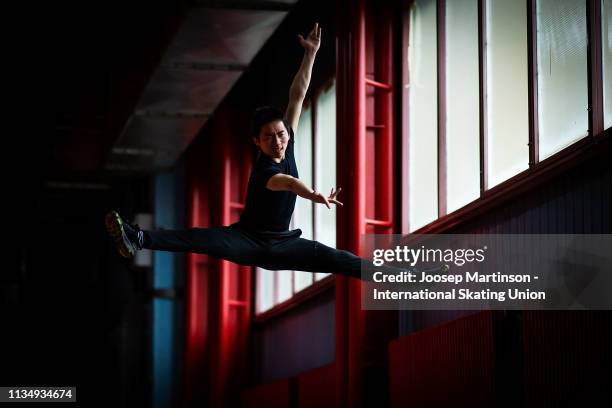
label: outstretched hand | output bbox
[312,187,343,209]
[298,22,321,54]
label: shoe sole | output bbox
[105,211,135,259]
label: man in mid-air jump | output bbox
[106,23,384,280]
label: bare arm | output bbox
[285,23,321,132]
[266,174,342,209]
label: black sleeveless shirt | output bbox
[238,127,299,232]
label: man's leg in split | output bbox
[145,226,265,266]
[265,238,399,280]
[266,238,445,281]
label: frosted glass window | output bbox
[314,272,329,281]
[255,268,292,312]
[276,270,292,304]
[486,0,529,188]
[603,0,612,129]
[315,82,337,250]
[294,270,314,291]
[291,107,317,293]
[256,268,274,313]
[294,107,314,240]
[408,0,438,231]
[537,0,588,159]
[446,0,480,213]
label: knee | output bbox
[316,245,361,275]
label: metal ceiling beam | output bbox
[45,181,111,190]
[162,61,248,72]
[133,110,212,119]
[105,163,152,172]
[195,0,294,11]
[54,125,104,135]
[111,147,156,156]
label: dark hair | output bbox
[251,106,289,138]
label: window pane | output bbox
[603,0,612,129]
[276,270,292,304]
[256,268,274,313]
[408,0,438,231]
[486,0,529,187]
[294,107,314,240]
[294,270,313,292]
[446,0,480,213]
[315,82,337,248]
[537,0,588,159]
[314,272,330,281]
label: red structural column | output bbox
[203,107,253,408]
[211,117,233,407]
[209,108,238,408]
[336,0,367,406]
[373,5,394,227]
[183,138,213,408]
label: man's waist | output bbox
[233,220,302,241]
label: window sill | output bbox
[253,274,336,325]
[412,128,612,234]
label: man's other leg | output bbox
[146,226,265,266]
[265,238,415,281]
[265,238,367,280]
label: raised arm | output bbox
[266,174,342,209]
[285,23,321,132]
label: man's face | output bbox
[254,120,289,161]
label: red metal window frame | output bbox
[335,1,398,406]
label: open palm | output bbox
[298,23,321,53]
[328,187,342,206]
[312,187,343,209]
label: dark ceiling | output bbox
[10,0,334,210]
[47,0,297,179]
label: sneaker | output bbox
[105,210,143,259]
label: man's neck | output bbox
[262,151,284,163]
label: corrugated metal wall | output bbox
[393,148,612,406]
[523,311,612,407]
[389,311,497,407]
[400,153,612,337]
[253,289,335,383]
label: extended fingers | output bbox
[318,192,331,209]
[310,23,321,40]
[314,191,330,209]
[329,187,342,199]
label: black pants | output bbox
[145,223,375,280]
